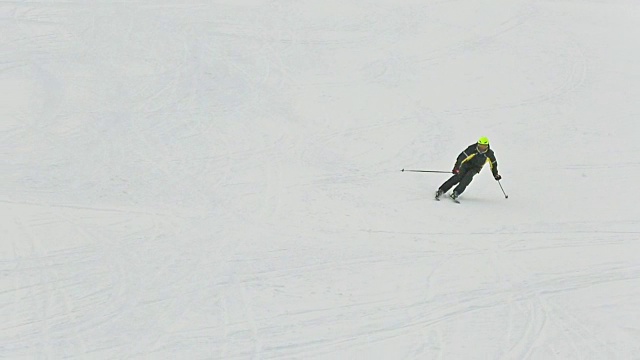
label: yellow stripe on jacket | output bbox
[461,153,493,169]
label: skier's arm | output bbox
[453,145,474,171]
[488,151,499,177]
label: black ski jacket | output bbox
[453,144,499,176]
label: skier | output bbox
[435,136,502,201]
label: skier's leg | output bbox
[453,171,477,195]
[438,174,461,193]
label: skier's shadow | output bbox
[449,196,497,204]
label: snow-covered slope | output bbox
[2,1,640,358]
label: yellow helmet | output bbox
[477,136,489,145]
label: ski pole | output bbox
[401,169,451,173]
[498,180,509,199]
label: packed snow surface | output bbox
[2,1,640,358]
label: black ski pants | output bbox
[438,167,478,195]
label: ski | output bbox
[435,191,459,203]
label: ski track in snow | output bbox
[2,1,640,359]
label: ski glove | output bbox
[452,169,460,174]
[494,174,502,181]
